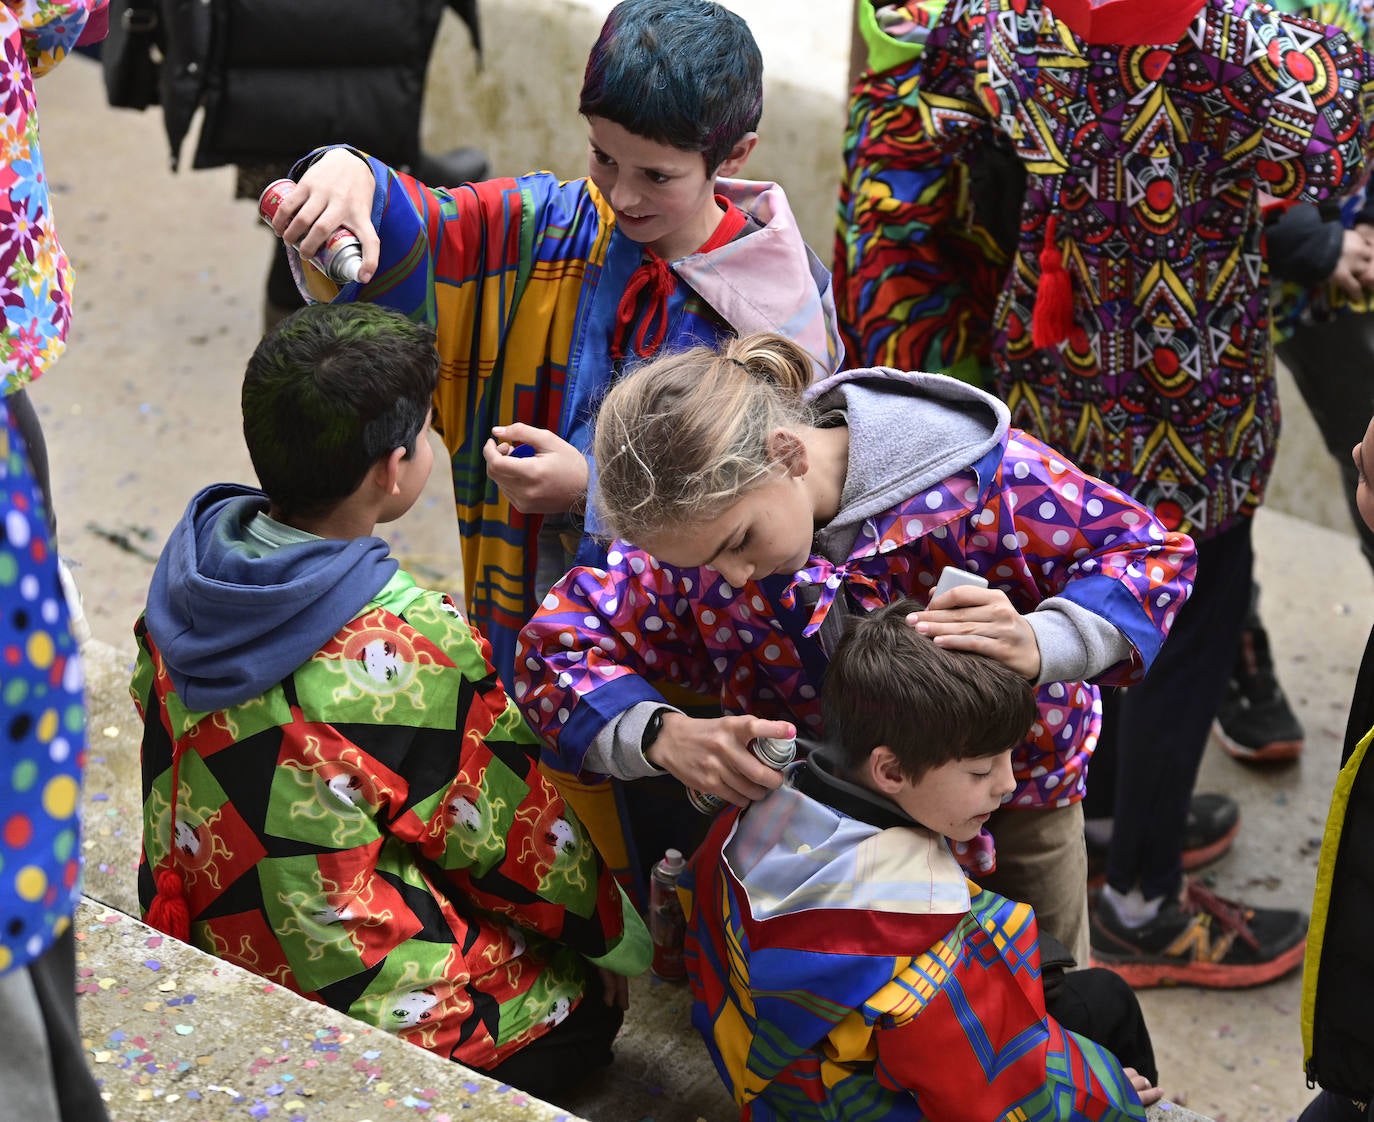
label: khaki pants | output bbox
[976,801,1089,968]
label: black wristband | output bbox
[641,707,670,754]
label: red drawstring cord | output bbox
[609,252,676,361]
[145,738,191,941]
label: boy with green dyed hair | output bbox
[130,303,649,1099]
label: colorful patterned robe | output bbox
[0,398,84,974]
[516,372,1194,881]
[834,0,1013,383]
[919,0,1374,538]
[0,0,108,395]
[291,152,841,683]
[683,780,1148,1121]
[132,571,649,1071]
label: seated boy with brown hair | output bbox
[683,597,1160,1120]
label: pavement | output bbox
[29,39,1374,1122]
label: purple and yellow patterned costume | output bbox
[918,0,1374,537]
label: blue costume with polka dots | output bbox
[0,399,84,975]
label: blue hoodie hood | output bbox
[144,483,398,712]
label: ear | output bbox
[714,133,758,179]
[865,745,908,797]
[765,428,809,478]
[368,446,407,497]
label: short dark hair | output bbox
[822,599,1037,781]
[241,303,439,518]
[578,0,763,173]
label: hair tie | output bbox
[726,355,775,384]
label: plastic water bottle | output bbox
[257,178,364,285]
[687,736,797,814]
[649,848,688,981]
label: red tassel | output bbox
[146,868,191,941]
[1031,215,1074,349]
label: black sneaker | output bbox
[1213,622,1304,763]
[1089,879,1307,989]
[1086,792,1240,886]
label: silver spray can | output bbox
[687,736,797,815]
[258,178,364,285]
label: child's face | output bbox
[1354,412,1374,534]
[586,116,737,262]
[636,466,815,589]
[889,749,1017,842]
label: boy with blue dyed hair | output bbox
[264,0,842,897]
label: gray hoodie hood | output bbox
[807,367,1009,562]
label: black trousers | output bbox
[1084,518,1255,900]
[477,966,625,1104]
[1046,966,1157,1084]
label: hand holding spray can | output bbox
[687,736,797,815]
[257,178,364,285]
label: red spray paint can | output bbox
[649,848,688,981]
[258,178,364,285]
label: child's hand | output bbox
[1330,229,1373,299]
[645,713,794,806]
[1123,1068,1163,1107]
[483,424,590,514]
[598,967,630,1010]
[273,148,381,283]
[1354,223,1374,289]
[908,585,1041,680]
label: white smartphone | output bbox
[930,565,990,599]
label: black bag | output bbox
[102,1,162,111]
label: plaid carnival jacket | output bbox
[132,569,648,1071]
[682,776,1148,1121]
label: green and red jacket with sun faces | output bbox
[131,571,648,1070]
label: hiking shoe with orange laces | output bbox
[1089,878,1307,989]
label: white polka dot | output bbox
[543,593,559,610]
[19,574,38,601]
[925,493,943,509]
[525,656,540,671]
[1048,682,1065,698]
[1046,708,1063,725]
[739,629,753,642]
[558,708,569,723]
[1052,530,1070,546]
[608,550,624,565]
[906,519,926,537]
[1014,462,1030,479]
[49,738,70,763]
[1039,501,1057,519]
[558,633,574,648]
[1122,511,1140,525]
[645,617,663,631]
[701,609,716,625]
[629,555,645,573]
[583,616,601,629]
[41,599,58,624]
[514,681,528,698]
[5,511,29,548]
[1086,499,1103,517]
[1061,483,1079,501]
[764,645,781,660]
[1156,592,1171,607]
